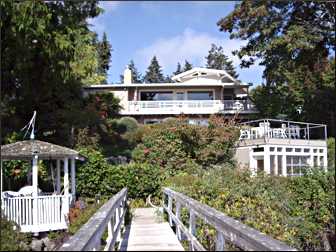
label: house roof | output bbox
[83,67,250,90]
[171,67,240,83]
[1,140,82,160]
[84,82,251,90]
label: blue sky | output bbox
[88,1,264,85]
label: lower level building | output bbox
[235,119,328,177]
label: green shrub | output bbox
[166,167,335,251]
[118,117,138,132]
[117,162,164,199]
[0,217,30,251]
[76,147,122,197]
[131,116,239,173]
[327,137,335,169]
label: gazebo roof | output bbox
[1,140,82,160]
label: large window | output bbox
[140,91,173,101]
[187,91,213,100]
[286,156,309,177]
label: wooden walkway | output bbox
[119,208,184,251]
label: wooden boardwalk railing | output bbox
[59,188,127,251]
[163,188,296,251]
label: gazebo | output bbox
[1,139,83,233]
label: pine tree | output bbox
[143,56,165,83]
[97,32,112,84]
[173,62,183,75]
[183,60,193,72]
[120,60,142,83]
[164,75,173,83]
[205,44,239,79]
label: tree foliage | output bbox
[0,0,108,145]
[96,32,112,84]
[183,60,193,72]
[218,1,336,135]
[143,56,165,83]
[205,43,239,79]
[173,62,183,75]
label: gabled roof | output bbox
[171,67,239,83]
[1,140,82,160]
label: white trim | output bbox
[84,82,251,89]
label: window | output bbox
[278,156,283,175]
[313,149,317,153]
[277,147,282,152]
[319,149,324,153]
[141,91,173,101]
[304,148,309,153]
[188,119,209,126]
[314,156,318,166]
[286,148,293,152]
[187,91,213,100]
[253,147,264,152]
[270,147,275,152]
[286,156,309,177]
[295,148,301,152]
[144,119,162,125]
[175,92,184,100]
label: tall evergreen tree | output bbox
[119,60,142,83]
[183,60,193,72]
[143,56,165,83]
[164,75,173,83]
[218,1,335,135]
[1,0,106,145]
[173,62,183,75]
[97,32,112,84]
[205,44,239,79]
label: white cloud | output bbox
[87,1,120,36]
[135,28,245,72]
[99,1,120,13]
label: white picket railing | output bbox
[1,194,69,233]
[124,99,256,115]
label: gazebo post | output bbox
[56,159,61,194]
[32,155,39,228]
[70,158,76,203]
[63,158,69,216]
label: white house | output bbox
[83,67,258,124]
[235,119,328,177]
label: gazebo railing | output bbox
[1,194,69,232]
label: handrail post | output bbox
[176,202,182,240]
[216,231,225,251]
[189,209,196,251]
[168,196,173,226]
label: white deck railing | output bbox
[1,194,69,233]
[123,100,256,115]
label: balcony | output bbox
[121,99,257,115]
[238,119,327,147]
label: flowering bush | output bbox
[132,116,239,174]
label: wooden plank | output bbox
[120,208,184,251]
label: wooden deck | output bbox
[120,208,184,251]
